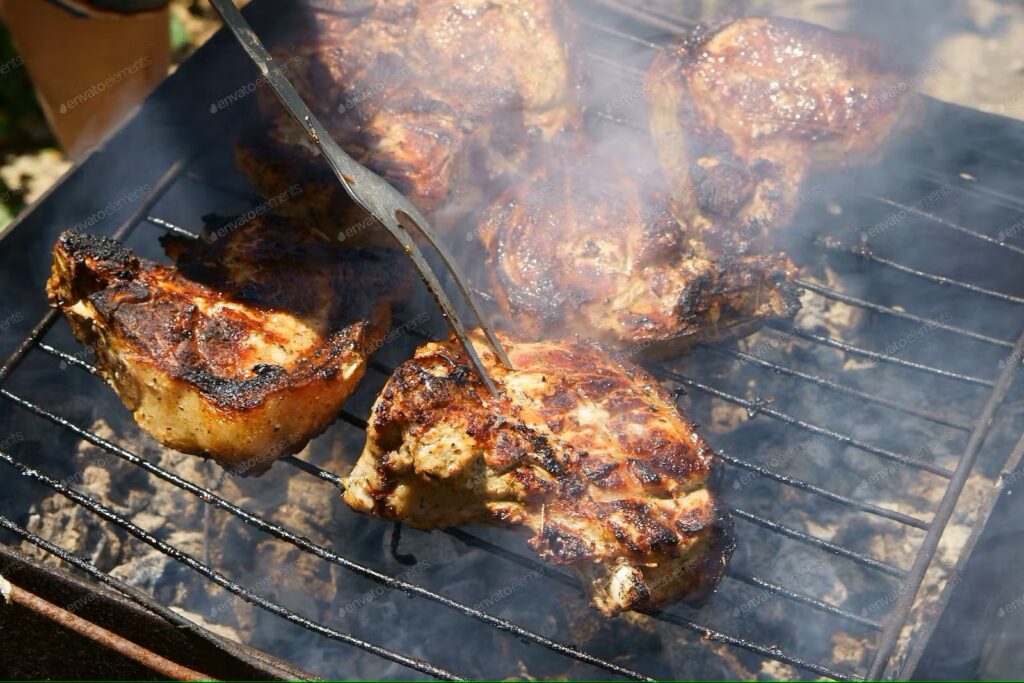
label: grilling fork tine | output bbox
[208,0,513,396]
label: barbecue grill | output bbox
[2,1,1023,679]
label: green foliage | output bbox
[170,11,189,55]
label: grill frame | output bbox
[1,1,1023,679]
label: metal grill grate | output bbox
[2,1,1024,679]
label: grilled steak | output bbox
[478,146,800,356]
[240,0,582,237]
[344,330,734,615]
[645,16,917,254]
[47,217,409,472]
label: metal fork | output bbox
[208,0,513,396]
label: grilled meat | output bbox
[241,0,582,236]
[477,147,800,356]
[344,330,734,615]
[645,17,917,253]
[47,217,409,472]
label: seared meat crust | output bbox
[477,149,800,356]
[344,331,733,615]
[241,0,582,234]
[47,218,408,472]
[645,17,916,253]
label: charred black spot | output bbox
[533,524,591,563]
[178,364,288,410]
[628,458,662,486]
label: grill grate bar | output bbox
[182,171,262,204]
[1,8,1018,680]
[25,335,908,643]
[766,323,995,388]
[145,215,206,240]
[5,366,860,681]
[717,452,930,530]
[658,368,955,479]
[21,196,981,680]
[814,237,1024,306]
[915,167,1024,216]
[276,456,892,634]
[0,388,652,682]
[866,325,1024,677]
[652,609,862,681]
[0,448,465,681]
[797,279,1015,350]
[0,515,215,638]
[704,345,974,432]
[730,508,906,578]
[584,0,695,32]
[37,343,102,375]
[727,571,884,631]
[578,17,663,50]
[866,195,1024,257]
[439,529,863,680]
[587,50,644,78]
[340,410,369,430]
[0,309,59,386]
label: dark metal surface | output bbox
[0,539,313,680]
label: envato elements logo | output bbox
[208,184,302,242]
[209,559,302,618]
[0,54,24,78]
[336,65,413,114]
[59,55,152,114]
[733,558,829,617]
[210,55,305,113]
[0,311,24,334]
[998,591,1024,617]
[862,184,955,241]
[58,342,96,371]
[474,569,544,611]
[339,558,441,616]
[1001,465,1024,489]
[0,185,26,205]
[732,433,827,491]
[999,89,1024,115]
[208,432,299,487]
[997,218,1024,244]
[860,61,947,114]
[605,57,681,114]
[865,311,953,367]
[68,184,152,235]
[862,430,956,488]
[0,431,24,451]
[863,570,962,618]
[369,312,431,353]
[337,212,380,243]
[998,346,1024,370]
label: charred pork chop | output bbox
[240,0,582,238]
[344,330,734,615]
[477,148,800,356]
[645,17,917,254]
[47,217,409,472]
